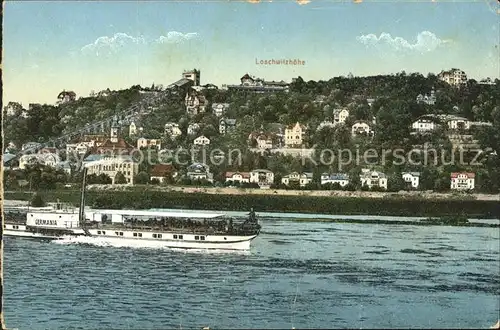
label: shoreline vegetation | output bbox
[4,186,499,221]
[291,217,499,227]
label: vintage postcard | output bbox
[1,0,499,329]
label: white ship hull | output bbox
[3,229,64,240]
[3,224,258,250]
[64,233,257,250]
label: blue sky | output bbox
[3,0,499,106]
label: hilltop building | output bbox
[438,68,467,86]
[182,69,201,86]
[225,74,289,93]
[57,90,76,104]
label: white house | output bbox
[248,132,273,149]
[19,153,61,169]
[185,91,206,116]
[360,169,387,190]
[450,172,475,191]
[416,89,436,105]
[284,122,307,147]
[193,135,210,146]
[333,108,349,125]
[225,172,250,184]
[402,172,420,189]
[187,123,201,135]
[281,172,313,187]
[137,138,162,150]
[129,122,137,136]
[84,156,139,185]
[478,78,495,85]
[219,118,237,135]
[411,118,439,133]
[164,123,182,138]
[186,163,213,182]
[320,173,350,187]
[446,116,470,130]
[212,103,230,117]
[66,142,91,157]
[250,169,274,188]
[21,142,42,151]
[352,121,373,137]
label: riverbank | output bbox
[87,185,500,201]
[4,188,499,218]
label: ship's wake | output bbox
[52,236,250,255]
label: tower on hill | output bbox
[183,69,201,86]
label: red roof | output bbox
[38,147,57,154]
[225,171,250,179]
[151,164,175,177]
[450,172,475,178]
[99,138,134,149]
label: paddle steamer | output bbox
[3,169,261,250]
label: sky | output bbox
[3,0,499,106]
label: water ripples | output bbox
[3,219,499,329]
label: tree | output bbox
[31,193,45,207]
[135,171,150,184]
[115,172,127,184]
[387,172,406,192]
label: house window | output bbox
[173,234,178,239]
[200,236,205,241]
[102,231,106,235]
[115,231,119,236]
[195,236,199,240]
[98,230,102,235]
[119,232,123,236]
[178,235,183,239]
[158,234,162,238]
[153,234,157,238]
[133,233,137,237]
[138,233,142,237]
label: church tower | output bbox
[110,117,119,143]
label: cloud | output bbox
[155,31,199,44]
[356,31,448,53]
[81,33,146,56]
[80,31,199,56]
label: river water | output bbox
[3,218,499,329]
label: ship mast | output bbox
[79,167,91,236]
